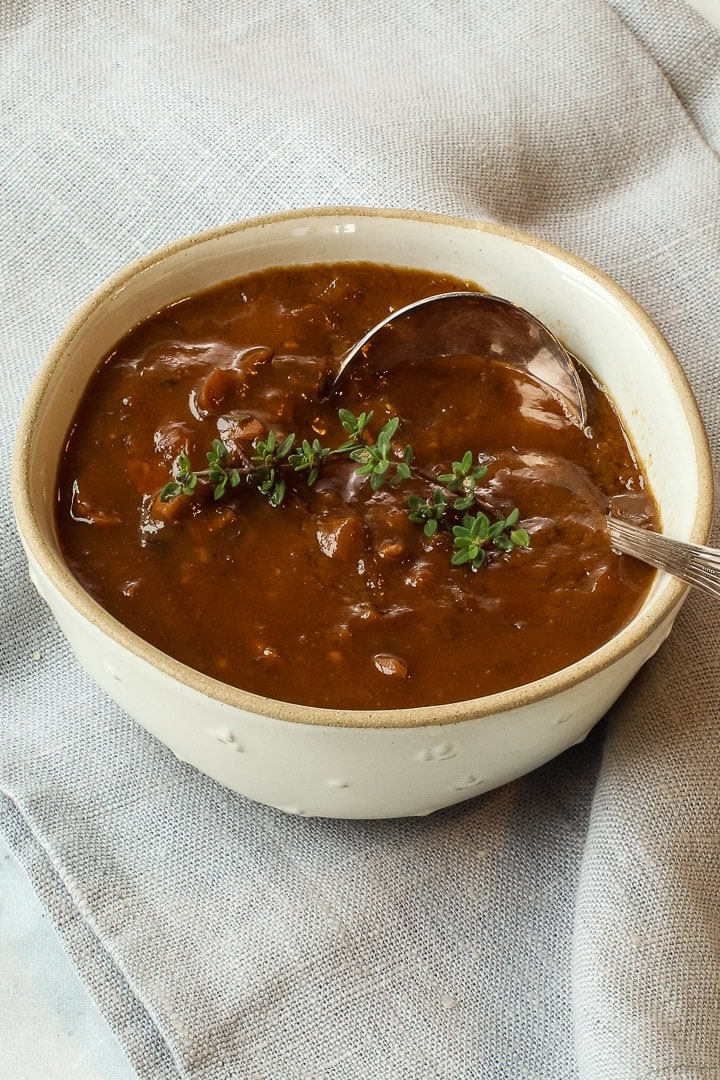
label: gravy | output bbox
[56,262,657,709]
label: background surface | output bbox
[2,1,719,1078]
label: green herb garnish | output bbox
[451,508,530,570]
[159,410,530,569]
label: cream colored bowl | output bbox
[12,208,713,818]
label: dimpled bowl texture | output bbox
[12,208,713,818]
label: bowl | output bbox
[12,207,713,818]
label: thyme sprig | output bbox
[287,409,374,485]
[348,415,414,491]
[159,410,530,567]
[452,507,527,570]
[252,430,295,507]
[161,440,242,502]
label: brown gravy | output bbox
[55,262,657,710]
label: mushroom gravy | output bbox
[55,262,657,710]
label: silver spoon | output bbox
[332,290,718,599]
[607,515,720,601]
[330,290,589,429]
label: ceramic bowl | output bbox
[12,208,713,818]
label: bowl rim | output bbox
[11,205,715,729]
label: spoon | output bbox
[330,290,589,430]
[607,515,720,601]
[332,290,718,599]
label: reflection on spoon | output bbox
[329,291,589,430]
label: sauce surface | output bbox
[56,262,657,710]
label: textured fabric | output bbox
[2,1,719,1076]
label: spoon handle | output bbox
[607,515,720,601]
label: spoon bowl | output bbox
[332,288,718,598]
[332,289,720,598]
[330,291,589,429]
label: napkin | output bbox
[2,1,719,1076]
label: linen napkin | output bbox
[2,1,719,1076]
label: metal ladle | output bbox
[330,290,589,429]
[330,290,720,601]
